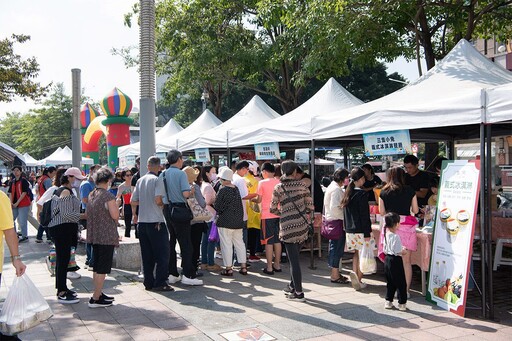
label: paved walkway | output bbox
[1,228,511,341]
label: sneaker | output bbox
[398,303,407,311]
[286,292,306,302]
[35,239,43,244]
[168,275,182,284]
[360,282,367,289]
[100,293,115,302]
[88,297,113,308]
[283,285,294,294]
[248,255,261,262]
[181,276,203,286]
[58,291,79,304]
[349,272,361,291]
[18,237,28,243]
[384,301,394,309]
[67,290,78,297]
[67,271,81,279]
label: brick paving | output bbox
[1,226,511,341]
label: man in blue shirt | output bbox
[159,150,203,286]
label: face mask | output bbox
[209,173,218,181]
[73,179,82,188]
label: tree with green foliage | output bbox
[348,1,512,73]
[0,34,49,102]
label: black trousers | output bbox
[384,254,407,304]
[247,228,260,257]
[51,223,78,293]
[138,222,170,289]
[123,204,136,238]
[163,204,196,279]
[191,222,207,269]
[284,242,303,292]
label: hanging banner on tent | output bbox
[194,148,211,162]
[426,160,480,317]
[294,148,310,164]
[363,129,412,156]
[254,143,280,160]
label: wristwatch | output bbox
[11,255,21,261]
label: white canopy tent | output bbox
[22,153,39,167]
[40,146,94,166]
[311,40,512,140]
[158,109,223,152]
[118,118,183,158]
[226,78,363,148]
[37,147,62,166]
[178,95,281,151]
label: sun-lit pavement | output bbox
[1,225,511,341]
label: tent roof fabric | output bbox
[312,39,512,141]
[225,78,363,148]
[158,109,223,152]
[118,118,183,158]
[0,141,25,165]
[178,95,281,150]
[41,146,94,166]
[22,153,39,167]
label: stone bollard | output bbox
[112,237,141,271]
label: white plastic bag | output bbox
[359,242,377,275]
[0,274,53,336]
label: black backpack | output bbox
[39,187,70,226]
[39,199,55,227]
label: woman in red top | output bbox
[116,170,135,238]
[8,166,32,242]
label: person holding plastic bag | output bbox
[0,190,27,338]
[341,167,376,291]
[378,166,418,297]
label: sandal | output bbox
[262,268,274,275]
[239,267,248,276]
[331,276,349,284]
[272,267,282,273]
[221,268,233,276]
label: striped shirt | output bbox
[48,187,81,227]
[270,177,314,244]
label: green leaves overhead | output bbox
[0,34,50,103]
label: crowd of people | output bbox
[1,151,442,312]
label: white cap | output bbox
[64,167,85,180]
[248,160,259,175]
[218,167,233,182]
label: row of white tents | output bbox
[21,146,94,167]
[118,39,512,160]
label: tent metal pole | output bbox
[485,124,494,319]
[343,145,349,169]
[309,139,316,270]
[479,123,487,319]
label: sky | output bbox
[0,0,421,119]
[0,0,140,117]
